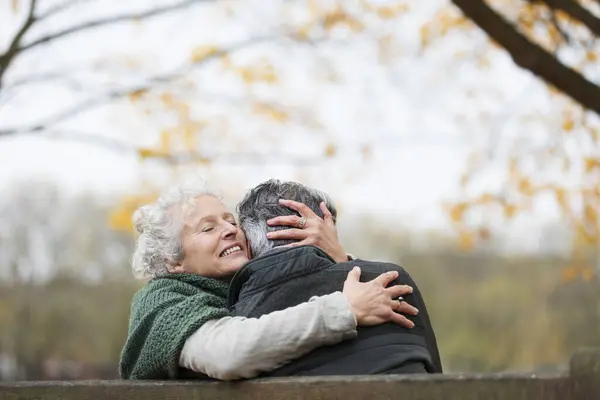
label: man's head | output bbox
[236,179,337,258]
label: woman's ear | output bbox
[166,260,186,274]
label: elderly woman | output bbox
[119,185,415,380]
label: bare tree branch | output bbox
[0,0,38,88]
[537,0,600,37]
[0,37,271,137]
[18,0,212,54]
[0,71,181,137]
[5,70,79,89]
[43,130,135,153]
[4,60,143,90]
[37,0,93,20]
[0,0,215,89]
[32,130,329,166]
[548,10,573,46]
[451,0,600,114]
[153,152,327,166]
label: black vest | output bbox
[227,246,443,376]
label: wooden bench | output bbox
[2,347,599,400]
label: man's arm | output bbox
[388,264,443,373]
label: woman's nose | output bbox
[221,223,238,239]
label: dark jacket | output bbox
[227,245,442,376]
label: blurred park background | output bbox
[1,0,600,380]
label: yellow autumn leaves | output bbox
[562,264,595,283]
[449,147,600,280]
[128,90,203,162]
[443,67,600,285]
[447,194,518,252]
[108,194,157,232]
[420,7,472,49]
[190,46,220,64]
[294,0,410,40]
[421,0,600,78]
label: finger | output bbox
[267,215,302,227]
[389,312,415,328]
[266,228,309,240]
[279,199,318,219]
[393,301,419,316]
[319,202,335,227]
[373,271,399,287]
[385,284,413,298]
[345,266,361,282]
[279,240,308,248]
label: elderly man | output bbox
[228,179,442,376]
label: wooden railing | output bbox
[2,348,600,400]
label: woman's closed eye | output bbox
[201,225,215,232]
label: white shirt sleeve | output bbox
[179,291,357,380]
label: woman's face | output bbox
[175,195,249,277]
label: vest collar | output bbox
[227,245,334,307]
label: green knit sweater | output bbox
[118,273,230,380]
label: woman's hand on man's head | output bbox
[266,199,348,262]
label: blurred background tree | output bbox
[1,0,599,379]
[433,0,600,277]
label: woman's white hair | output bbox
[131,183,218,280]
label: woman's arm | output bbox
[180,267,417,380]
[180,291,355,380]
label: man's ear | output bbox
[245,238,253,259]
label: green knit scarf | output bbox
[118,273,230,380]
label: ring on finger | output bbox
[298,216,307,229]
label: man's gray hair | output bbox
[236,179,337,258]
[131,184,217,280]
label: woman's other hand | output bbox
[342,267,418,328]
